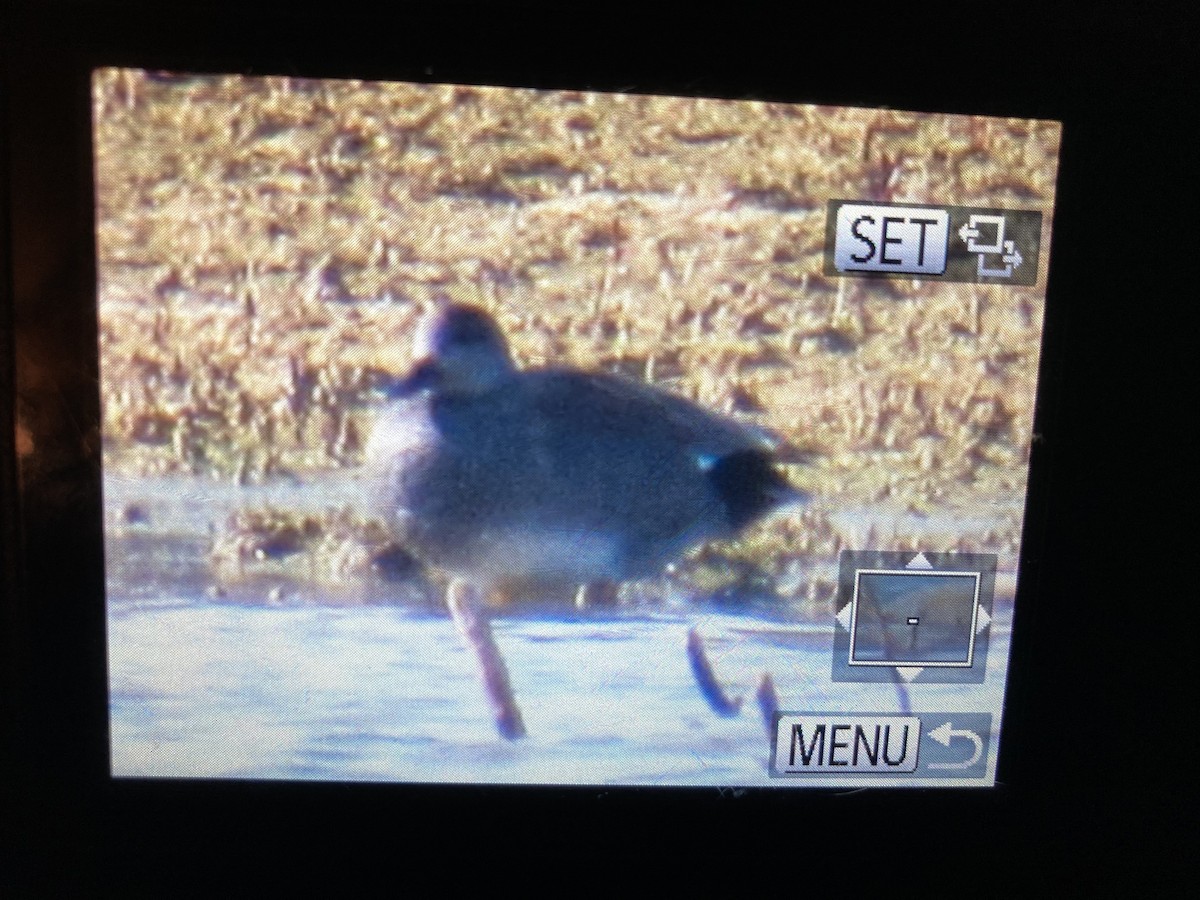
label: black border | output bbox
[2,0,1190,892]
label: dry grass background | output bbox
[93,69,1059,611]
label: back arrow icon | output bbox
[926,721,983,769]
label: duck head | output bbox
[390,304,515,399]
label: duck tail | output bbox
[708,451,810,531]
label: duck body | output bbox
[366,306,799,597]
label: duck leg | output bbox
[755,672,779,738]
[446,579,527,740]
[688,630,784,735]
[686,628,743,717]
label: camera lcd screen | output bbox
[95,69,1059,786]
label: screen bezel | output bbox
[2,0,1180,888]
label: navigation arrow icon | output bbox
[1003,244,1023,269]
[906,552,933,569]
[927,721,983,769]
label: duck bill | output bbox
[383,360,439,398]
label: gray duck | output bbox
[366,303,803,737]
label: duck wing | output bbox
[518,370,794,551]
[526,369,780,462]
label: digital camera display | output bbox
[96,69,1060,786]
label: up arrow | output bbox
[906,552,933,569]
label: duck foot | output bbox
[686,628,743,717]
[755,672,779,738]
[446,580,527,740]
